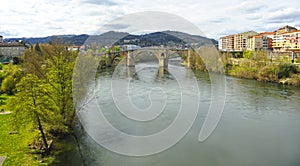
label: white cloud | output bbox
[0,0,299,39]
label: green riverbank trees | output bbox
[5,43,77,154]
[185,49,300,86]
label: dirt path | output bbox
[0,112,11,115]
[0,156,6,166]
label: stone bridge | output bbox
[93,47,190,68]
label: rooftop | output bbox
[0,42,27,47]
[278,25,297,31]
[260,31,276,35]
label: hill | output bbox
[114,32,186,47]
[3,31,217,47]
[4,34,89,46]
[162,31,218,46]
[85,31,129,46]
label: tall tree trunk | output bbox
[34,111,48,151]
[32,96,48,151]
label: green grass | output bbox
[0,114,56,165]
[0,93,55,165]
[0,94,11,112]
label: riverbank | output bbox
[225,58,300,86]
[0,113,53,165]
[0,93,51,165]
[0,112,83,165]
[0,94,81,165]
[185,49,300,87]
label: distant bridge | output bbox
[92,47,191,68]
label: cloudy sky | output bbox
[1,0,300,39]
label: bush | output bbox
[278,63,298,79]
[288,74,300,86]
[258,65,279,82]
[228,65,258,79]
[243,50,253,59]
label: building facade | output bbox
[272,26,299,52]
[247,35,263,51]
[0,36,29,61]
[219,31,258,51]
[220,25,299,53]
[219,35,235,51]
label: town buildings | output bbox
[0,35,29,63]
[219,25,299,53]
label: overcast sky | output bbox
[1,0,300,39]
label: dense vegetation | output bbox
[0,43,78,165]
[184,49,300,86]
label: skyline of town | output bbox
[219,25,300,52]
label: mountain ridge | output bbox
[3,31,217,47]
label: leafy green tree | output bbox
[8,74,61,152]
[22,43,77,132]
[35,43,42,55]
[1,64,22,95]
[243,50,253,59]
[21,47,46,79]
[43,44,77,130]
[1,76,15,95]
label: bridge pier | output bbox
[186,50,192,67]
[158,66,165,78]
[127,51,135,67]
[158,51,168,68]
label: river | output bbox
[70,59,300,166]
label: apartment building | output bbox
[219,31,257,51]
[247,35,263,51]
[283,30,300,51]
[272,25,298,52]
[235,31,258,51]
[219,35,234,51]
[220,25,299,52]
[260,32,275,50]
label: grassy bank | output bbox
[0,93,53,165]
[183,48,300,87]
[226,58,300,86]
[0,91,82,165]
[0,104,80,165]
[0,114,51,165]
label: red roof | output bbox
[260,32,275,35]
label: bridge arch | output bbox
[127,48,185,67]
[132,50,159,63]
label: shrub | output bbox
[277,63,298,79]
[228,65,258,79]
[243,50,253,59]
[288,74,300,86]
[258,65,279,82]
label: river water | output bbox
[72,59,300,166]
